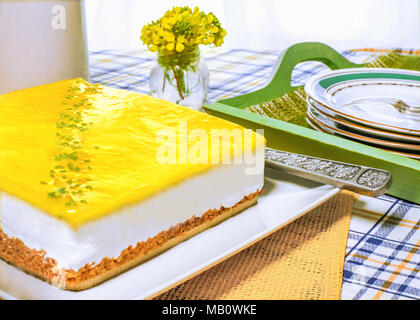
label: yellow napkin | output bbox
[156,191,355,300]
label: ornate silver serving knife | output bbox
[265,148,392,197]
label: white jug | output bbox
[0,0,88,94]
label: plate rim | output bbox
[306,113,420,160]
[307,102,420,151]
[307,97,420,143]
[306,109,420,152]
[304,67,420,135]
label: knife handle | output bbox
[265,148,392,197]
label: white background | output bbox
[85,0,420,52]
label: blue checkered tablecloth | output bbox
[89,48,420,300]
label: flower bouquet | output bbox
[141,6,227,109]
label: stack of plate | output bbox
[304,68,420,160]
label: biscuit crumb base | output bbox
[0,190,261,291]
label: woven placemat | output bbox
[156,191,356,300]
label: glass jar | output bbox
[149,46,209,111]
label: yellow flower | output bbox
[195,35,205,44]
[168,16,177,25]
[175,42,185,52]
[152,34,160,45]
[177,35,186,43]
[161,17,171,30]
[186,38,195,46]
[157,27,165,37]
[211,26,219,33]
[164,32,175,43]
[149,45,158,52]
[215,38,224,46]
[140,6,227,53]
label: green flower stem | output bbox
[157,46,200,102]
[171,66,185,100]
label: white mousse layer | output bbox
[0,161,264,271]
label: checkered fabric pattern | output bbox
[89,48,420,300]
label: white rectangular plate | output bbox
[0,168,339,300]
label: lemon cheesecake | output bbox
[0,79,265,291]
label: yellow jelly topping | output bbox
[0,79,264,228]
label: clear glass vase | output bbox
[149,47,209,111]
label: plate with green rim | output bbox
[304,68,420,135]
[307,97,420,144]
[306,105,420,152]
[306,112,420,160]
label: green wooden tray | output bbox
[204,42,420,204]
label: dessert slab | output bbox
[0,167,339,300]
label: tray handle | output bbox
[219,42,365,108]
